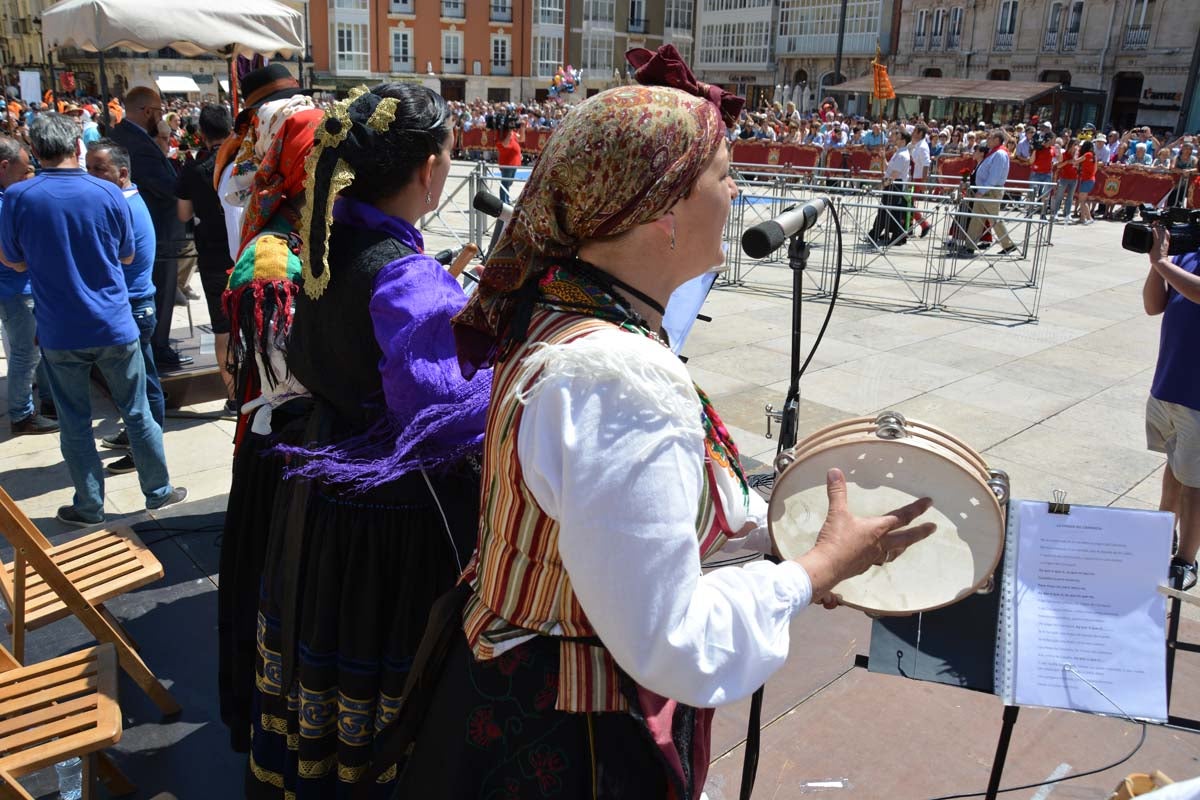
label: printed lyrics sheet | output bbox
[1013,501,1171,721]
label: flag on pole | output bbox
[872,44,895,100]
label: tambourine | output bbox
[768,412,1008,616]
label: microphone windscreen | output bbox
[741,221,787,260]
[473,190,506,219]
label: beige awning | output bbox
[41,0,304,58]
[156,74,201,94]
[826,75,1060,104]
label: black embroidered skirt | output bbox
[218,397,312,753]
[394,634,670,800]
[246,419,480,799]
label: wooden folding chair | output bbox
[0,487,180,716]
[0,642,126,800]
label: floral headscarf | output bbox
[452,44,744,376]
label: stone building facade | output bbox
[892,0,1200,131]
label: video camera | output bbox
[1030,129,1052,151]
[486,112,519,132]
[1121,205,1200,255]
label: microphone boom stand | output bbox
[743,230,810,800]
[765,230,811,455]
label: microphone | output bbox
[740,198,831,259]
[432,247,459,266]
[473,190,513,224]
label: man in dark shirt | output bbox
[1144,228,1200,591]
[177,105,235,407]
[109,86,193,368]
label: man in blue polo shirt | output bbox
[86,138,165,476]
[0,113,186,527]
[0,134,57,435]
[1143,227,1200,591]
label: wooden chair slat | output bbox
[16,545,135,601]
[0,725,120,777]
[0,694,97,740]
[21,562,160,627]
[48,528,135,558]
[0,676,99,717]
[0,651,97,695]
[0,702,98,752]
[57,543,135,576]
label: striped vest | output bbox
[461,308,737,712]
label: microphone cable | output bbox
[796,199,843,384]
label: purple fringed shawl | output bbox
[279,198,492,491]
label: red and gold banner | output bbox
[730,141,822,170]
[1094,165,1182,207]
[458,127,550,155]
[1189,174,1200,210]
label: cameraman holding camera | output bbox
[492,108,524,204]
[1029,121,1056,215]
[1143,225,1200,590]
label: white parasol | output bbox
[40,0,304,118]
[40,0,303,58]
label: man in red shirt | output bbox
[495,113,524,204]
[1029,121,1056,216]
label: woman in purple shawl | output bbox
[244,83,490,799]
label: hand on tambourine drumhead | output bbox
[794,468,937,607]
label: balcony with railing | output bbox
[947,31,960,49]
[1042,30,1059,51]
[443,55,464,72]
[1061,30,1078,51]
[491,59,512,75]
[490,2,512,22]
[628,16,645,32]
[389,0,413,12]
[994,31,1013,50]
[1123,24,1150,49]
[930,33,943,49]
[913,32,926,49]
[441,0,464,18]
[391,57,414,72]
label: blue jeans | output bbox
[41,341,173,519]
[0,293,49,422]
[131,296,165,427]
[499,166,516,204]
[1030,171,1053,207]
[1050,178,1077,219]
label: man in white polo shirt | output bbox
[909,122,932,238]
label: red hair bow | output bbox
[625,44,745,127]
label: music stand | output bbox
[858,511,1200,800]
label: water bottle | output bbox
[55,756,83,800]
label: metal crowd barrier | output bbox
[425,160,1053,323]
[726,162,1052,322]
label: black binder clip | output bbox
[1048,489,1070,515]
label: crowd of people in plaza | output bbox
[1,43,1198,799]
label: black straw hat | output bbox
[236,64,312,126]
